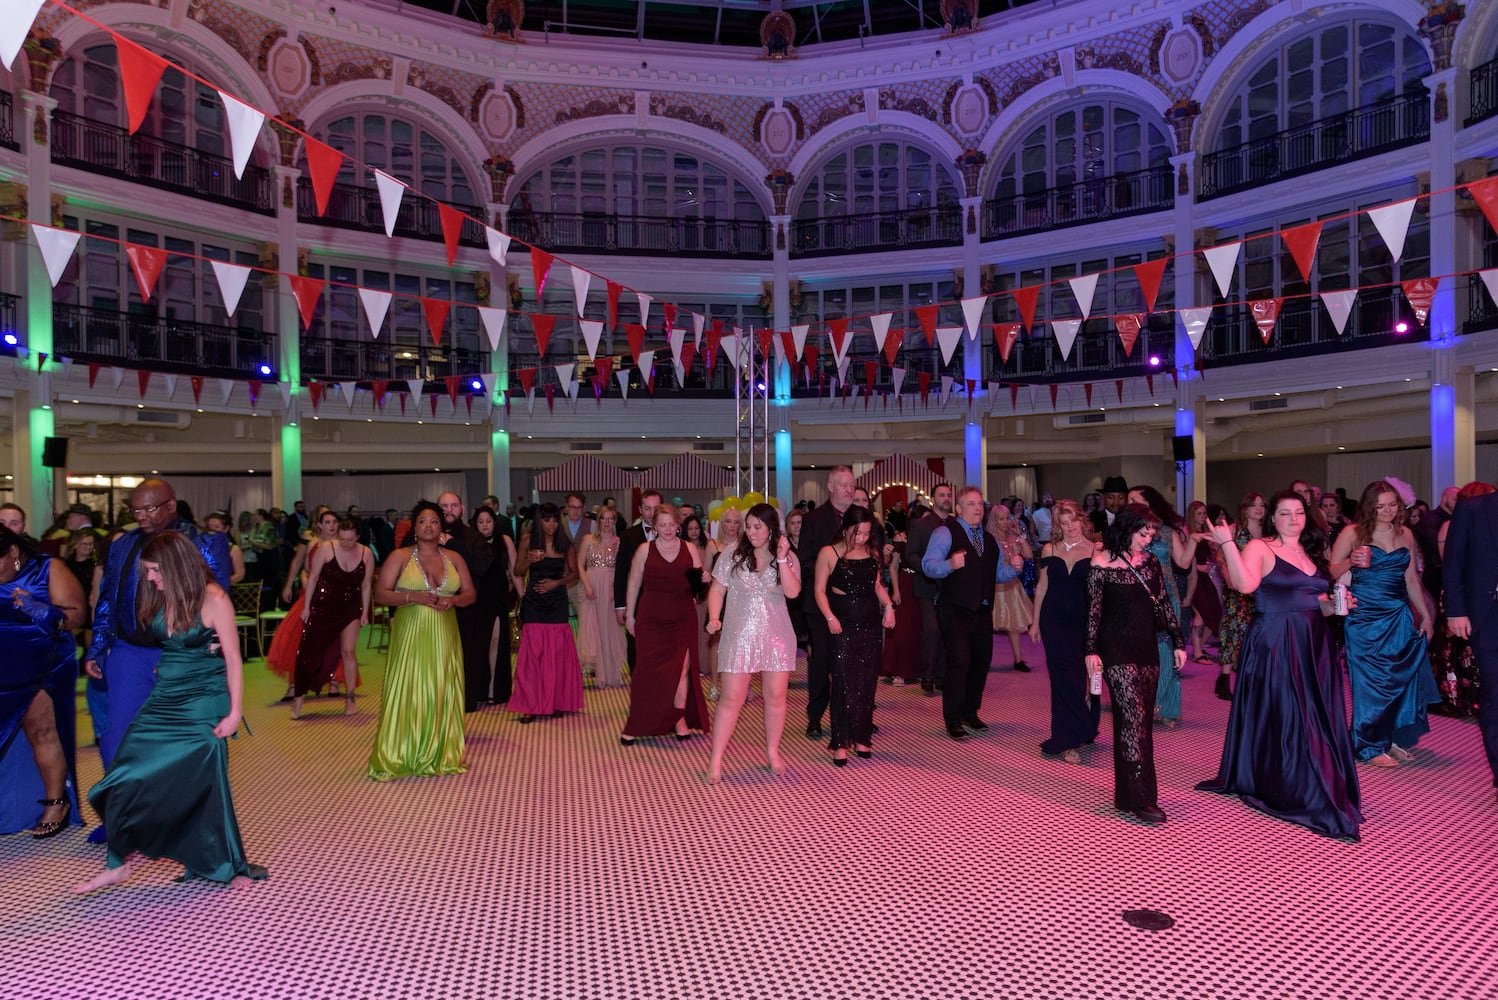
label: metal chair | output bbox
[258,607,290,658]
[229,582,261,659]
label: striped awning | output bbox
[534,454,637,492]
[638,452,735,491]
[855,453,942,497]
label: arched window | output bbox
[1203,19,1431,197]
[511,145,768,256]
[792,139,961,254]
[317,112,478,208]
[985,101,1172,237]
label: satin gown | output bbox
[1345,546,1437,760]
[1196,557,1362,840]
[1038,554,1100,756]
[367,552,467,781]
[0,556,82,834]
[1146,535,1186,721]
[827,557,882,752]
[293,554,365,697]
[625,543,710,738]
[510,555,585,716]
[578,541,628,687]
[87,611,266,882]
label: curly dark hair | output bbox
[1102,502,1162,561]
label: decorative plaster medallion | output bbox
[268,38,311,99]
[761,107,795,157]
[1159,25,1203,85]
[949,83,989,137]
[479,87,518,143]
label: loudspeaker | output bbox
[41,436,68,469]
[1171,435,1195,463]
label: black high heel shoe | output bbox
[854,748,872,760]
[1214,673,1233,701]
[32,798,70,839]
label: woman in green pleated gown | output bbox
[368,501,475,781]
[74,531,266,893]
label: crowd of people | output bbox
[2,463,1495,894]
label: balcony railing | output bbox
[300,337,488,383]
[507,212,771,259]
[0,291,18,337]
[982,166,1173,240]
[1200,92,1430,200]
[791,206,961,257]
[1469,57,1498,127]
[1198,287,1423,366]
[983,317,1176,384]
[0,91,16,151]
[52,302,275,380]
[296,178,486,247]
[50,110,274,214]
[1467,273,1498,334]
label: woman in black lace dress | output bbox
[1084,503,1185,824]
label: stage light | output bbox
[470,378,484,391]
[1147,355,1161,367]
[756,381,767,391]
[257,363,273,377]
[1394,321,1409,334]
[2,333,17,346]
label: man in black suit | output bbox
[614,490,663,670]
[801,465,856,739]
[435,492,495,712]
[1089,476,1128,536]
[372,508,398,565]
[1443,488,1498,790]
[905,482,955,695]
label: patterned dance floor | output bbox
[4,634,1496,1000]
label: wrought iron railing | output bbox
[1467,273,1498,334]
[983,317,1175,384]
[0,291,18,340]
[299,337,488,383]
[1200,92,1430,200]
[52,302,275,379]
[982,166,1174,240]
[296,178,486,247]
[1198,287,1425,366]
[507,212,771,259]
[1469,57,1498,127]
[790,205,962,257]
[0,91,16,151]
[50,110,274,213]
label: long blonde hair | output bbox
[136,530,212,637]
[1049,499,1085,545]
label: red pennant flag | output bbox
[625,324,646,366]
[371,380,388,409]
[125,245,167,303]
[1401,277,1439,327]
[606,281,622,327]
[304,137,344,216]
[681,339,697,374]
[1145,373,1154,395]
[1467,176,1498,235]
[530,249,553,299]
[35,352,47,372]
[1084,382,1093,407]
[430,394,439,418]
[191,376,204,403]
[663,303,677,330]
[778,331,796,363]
[882,328,905,366]
[992,323,1020,364]
[88,363,102,388]
[422,297,451,347]
[965,379,976,400]
[137,370,151,398]
[594,357,614,400]
[1116,379,1124,404]
[1169,369,1178,388]
[1010,383,1019,409]
[443,375,460,405]
[756,328,774,358]
[246,379,261,408]
[531,314,557,356]
[1049,384,1059,409]
[1115,313,1145,357]
[1280,221,1323,283]
[515,368,537,395]
[803,344,820,377]
[114,34,169,135]
[915,305,938,346]
[1250,298,1282,344]
[1133,258,1169,314]
[399,392,407,416]
[544,383,555,413]
[1011,285,1040,333]
[646,362,656,396]
[308,382,324,410]
[917,371,932,403]
[704,320,725,371]
[827,317,849,357]
[864,360,878,395]
[437,204,466,267]
[289,276,325,331]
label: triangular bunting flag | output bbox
[691,312,705,349]
[987,381,1001,415]
[704,321,725,371]
[640,349,656,395]
[137,370,151,398]
[31,224,81,288]
[882,328,904,366]
[935,326,963,365]
[88,363,102,388]
[1115,314,1145,357]
[994,322,1021,364]
[626,324,647,370]
[530,249,554,299]
[515,368,536,396]
[485,227,511,267]
[1010,383,1019,410]
[371,380,388,410]
[531,313,557,356]
[939,375,954,406]
[359,288,392,339]
[593,358,614,401]
[615,367,631,400]
[755,328,774,360]
[1318,290,1357,336]
[304,137,343,216]
[114,34,168,134]
[1084,382,1093,407]
[915,304,939,346]
[891,367,906,397]
[217,91,265,180]
[336,382,358,412]
[437,203,466,266]
[216,377,234,405]
[246,380,260,409]
[917,371,932,403]
[670,328,687,382]
[605,281,622,326]
[290,276,325,331]
[1466,176,1498,235]
[663,303,677,330]
[372,170,405,237]
[828,318,851,367]
[1202,243,1241,299]
[790,324,809,360]
[1051,320,1081,361]
[1479,268,1498,310]
[1133,258,1168,314]
[406,378,425,412]
[1179,307,1212,350]
[1367,199,1417,263]
[578,319,604,360]
[1011,285,1040,333]
[804,345,820,386]
[554,363,576,400]
[569,265,592,317]
[1281,221,1322,283]
[430,394,440,419]
[863,360,878,396]
[1401,277,1439,327]
[421,297,451,347]
[442,374,461,405]
[162,374,178,400]
[210,260,252,317]
[1069,273,1099,320]
[1049,384,1059,410]
[125,244,168,303]
[960,296,988,339]
[869,312,893,353]
[636,291,652,328]
[1115,379,1124,404]
[477,307,507,352]
[0,0,45,72]
[1250,298,1282,344]
[308,381,324,411]
[190,376,204,404]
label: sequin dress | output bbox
[578,539,627,687]
[827,556,882,752]
[712,553,797,674]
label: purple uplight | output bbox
[1148,355,1161,367]
[1394,321,1409,334]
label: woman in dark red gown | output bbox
[622,504,711,743]
[291,517,373,719]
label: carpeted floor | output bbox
[3,633,1496,1000]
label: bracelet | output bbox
[826,615,836,622]
[881,605,893,614]
[776,557,789,564]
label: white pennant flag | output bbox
[1178,307,1213,349]
[278,382,293,410]
[524,385,536,416]
[0,1,46,71]
[163,374,178,400]
[485,227,511,267]
[337,382,358,412]
[668,328,686,382]
[477,307,507,352]
[578,320,604,360]
[554,363,576,399]
[615,368,631,400]
[216,378,234,405]
[31,224,81,288]
[211,260,252,317]
[960,296,988,339]
[359,288,393,338]
[721,335,741,373]
[692,312,705,349]
[869,312,893,351]
[479,374,497,406]
[218,91,265,180]
[372,170,405,237]
[1480,268,1498,310]
[987,381,1002,415]
[1367,200,1417,263]
[828,329,851,369]
[1202,243,1241,299]
[891,367,906,396]
[1051,319,1082,360]
[406,378,424,412]
[1069,273,1100,320]
[940,375,955,405]
[790,323,810,360]
[1319,290,1357,336]
[637,292,652,327]
[935,326,963,365]
[569,266,592,317]
[638,349,656,386]
[836,355,850,386]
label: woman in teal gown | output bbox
[368,501,475,781]
[1328,481,1437,767]
[1130,486,1193,726]
[75,530,265,892]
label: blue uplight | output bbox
[2,333,17,347]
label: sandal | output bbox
[344,694,357,716]
[32,797,70,839]
[1062,749,1082,765]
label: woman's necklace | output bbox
[1061,537,1086,552]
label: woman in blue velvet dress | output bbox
[1328,481,1436,768]
[1198,490,1362,841]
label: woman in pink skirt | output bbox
[509,503,583,724]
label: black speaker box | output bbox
[1171,434,1195,463]
[42,436,68,468]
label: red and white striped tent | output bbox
[638,453,735,491]
[855,453,942,498]
[534,454,637,492]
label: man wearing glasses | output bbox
[83,478,230,836]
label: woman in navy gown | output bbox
[1029,500,1100,763]
[1328,481,1436,767]
[1198,490,1362,841]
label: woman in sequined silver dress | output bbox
[704,504,802,785]
[577,508,628,687]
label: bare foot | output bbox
[1367,753,1399,768]
[706,765,722,786]
[72,863,133,895]
[1062,749,1082,765]
[767,753,787,776]
[1388,744,1414,762]
[291,696,303,720]
[344,695,357,716]
[229,875,257,889]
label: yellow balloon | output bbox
[743,491,764,506]
[706,500,725,519]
